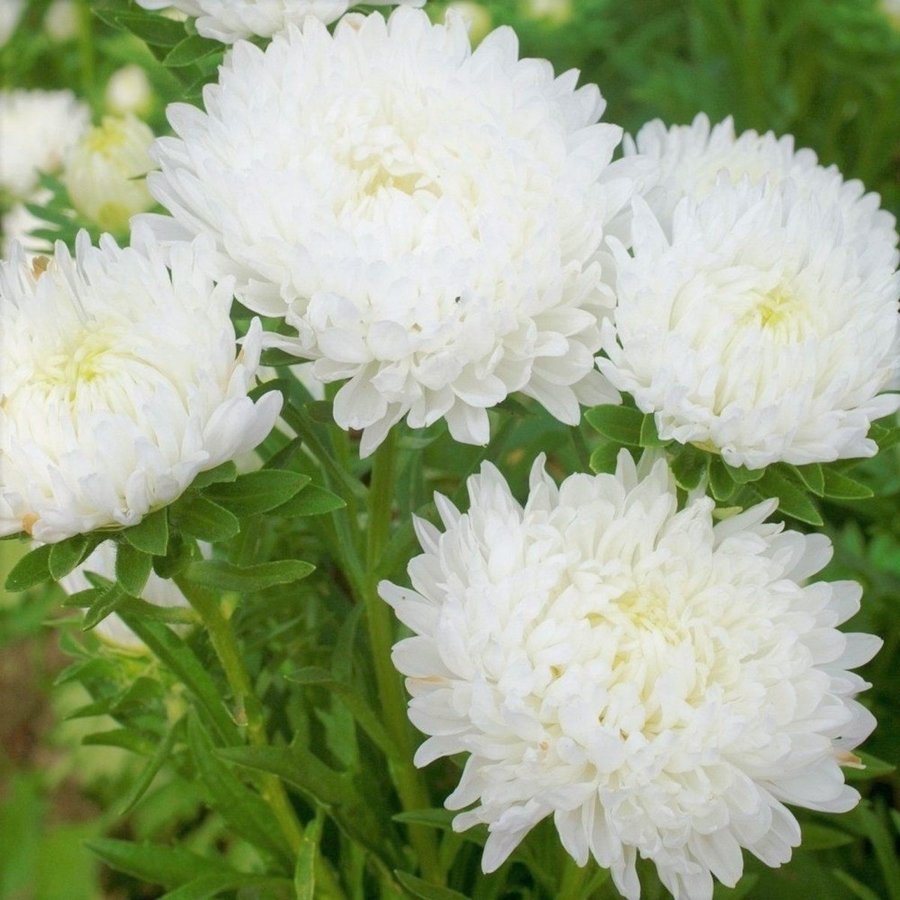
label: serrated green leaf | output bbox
[589,441,621,475]
[170,495,240,541]
[790,463,825,496]
[123,509,169,555]
[395,870,469,900]
[48,534,91,580]
[670,447,706,490]
[85,839,225,889]
[822,469,875,500]
[639,414,668,448]
[707,457,737,502]
[270,484,346,517]
[204,470,310,517]
[164,34,221,67]
[754,468,823,526]
[185,559,314,592]
[187,716,293,864]
[106,11,187,47]
[115,542,153,597]
[5,543,53,591]
[584,404,643,446]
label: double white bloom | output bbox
[601,115,899,468]
[0,228,281,543]
[145,8,632,454]
[382,452,879,899]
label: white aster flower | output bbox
[60,540,195,651]
[598,175,899,469]
[146,9,632,454]
[0,227,282,543]
[381,452,880,900]
[63,115,157,235]
[0,89,90,199]
[44,0,79,41]
[105,65,154,117]
[0,0,23,47]
[135,0,424,42]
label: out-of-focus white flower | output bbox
[882,0,900,28]
[446,2,491,43]
[147,9,633,454]
[0,89,90,199]
[521,0,574,26]
[381,451,880,900]
[598,173,899,469]
[135,0,424,42]
[63,115,157,234]
[45,0,78,41]
[105,65,154,117]
[60,541,195,651]
[0,0,23,47]
[0,227,282,543]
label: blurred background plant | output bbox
[0,1,898,899]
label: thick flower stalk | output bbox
[0,227,281,543]
[135,0,424,43]
[598,119,899,468]
[145,8,632,454]
[381,452,880,900]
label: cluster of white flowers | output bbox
[0,227,280,543]
[382,452,880,899]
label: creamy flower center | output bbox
[739,286,811,340]
[34,325,121,398]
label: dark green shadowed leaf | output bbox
[186,559,315,593]
[670,447,707,491]
[84,838,225,889]
[584,404,643,446]
[164,34,221,67]
[191,461,238,490]
[122,508,170,555]
[270,484,346,517]
[293,817,322,900]
[394,870,469,900]
[170,495,240,542]
[204,470,310,517]
[589,441,621,475]
[83,584,128,632]
[48,534,92,580]
[5,543,53,591]
[707,457,737,502]
[115,542,153,598]
[100,11,187,47]
[160,874,293,900]
[639,413,669,448]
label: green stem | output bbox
[363,431,442,882]
[177,578,305,857]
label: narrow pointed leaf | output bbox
[5,543,53,591]
[186,559,315,593]
[822,469,875,500]
[790,463,825,496]
[271,484,346,517]
[48,534,91,580]
[161,875,293,900]
[753,468,823,526]
[395,871,469,900]
[164,34,221,67]
[85,839,225,889]
[205,470,310,517]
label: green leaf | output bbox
[103,11,187,47]
[122,509,169,555]
[798,823,855,850]
[163,34,221,67]
[84,839,224,889]
[81,729,156,754]
[845,751,896,782]
[114,612,238,745]
[870,421,900,451]
[270,484,346,517]
[584,404,643,446]
[83,584,128,632]
[259,348,300,367]
[186,559,315,593]
[170,495,240,542]
[670,447,706,491]
[152,532,196,580]
[119,723,181,815]
[204,470,310,517]
[822,469,875,500]
[707,457,736,502]
[187,715,293,864]
[790,463,825,496]
[753,468,823,526]
[588,441,621,475]
[831,870,883,900]
[722,462,765,485]
[639,414,669,448]
[191,462,238,490]
[394,870,469,900]
[287,667,397,759]
[5,543,53,591]
[161,875,293,900]
[115,542,153,597]
[48,535,91,580]
[293,818,322,900]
